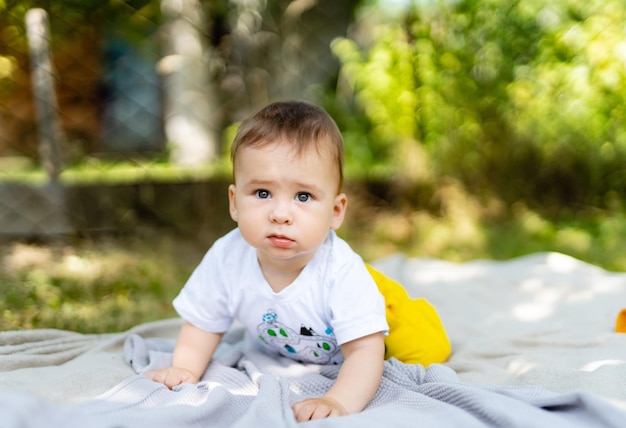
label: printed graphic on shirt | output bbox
[257,309,340,364]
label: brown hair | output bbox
[230,100,345,190]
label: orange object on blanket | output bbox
[616,309,626,333]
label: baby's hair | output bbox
[230,100,345,191]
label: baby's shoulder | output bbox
[324,232,364,266]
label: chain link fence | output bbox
[0,0,361,238]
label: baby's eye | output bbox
[296,192,312,203]
[256,189,271,199]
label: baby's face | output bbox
[228,140,346,270]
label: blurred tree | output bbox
[331,0,626,211]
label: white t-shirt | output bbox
[173,228,389,365]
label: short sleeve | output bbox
[173,241,234,333]
[326,242,389,345]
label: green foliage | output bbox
[330,0,626,210]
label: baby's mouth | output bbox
[269,234,294,248]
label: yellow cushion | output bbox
[367,264,451,365]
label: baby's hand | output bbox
[292,396,348,422]
[146,367,199,389]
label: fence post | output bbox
[25,8,64,181]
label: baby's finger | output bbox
[147,369,172,387]
[164,372,186,389]
[309,405,333,420]
[292,401,314,422]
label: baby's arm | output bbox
[292,331,385,421]
[147,321,223,389]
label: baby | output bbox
[147,100,451,421]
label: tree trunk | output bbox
[159,0,219,166]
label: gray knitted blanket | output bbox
[2,330,624,428]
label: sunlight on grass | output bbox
[0,234,197,333]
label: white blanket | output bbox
[1,252,625,427]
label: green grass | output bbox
[0,156,233,185]
[3,180,626,334]
[0,230,200,333]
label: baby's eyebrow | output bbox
[246,178,275,187]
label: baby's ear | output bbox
[228,184,238,222]
[330,193,348,230]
